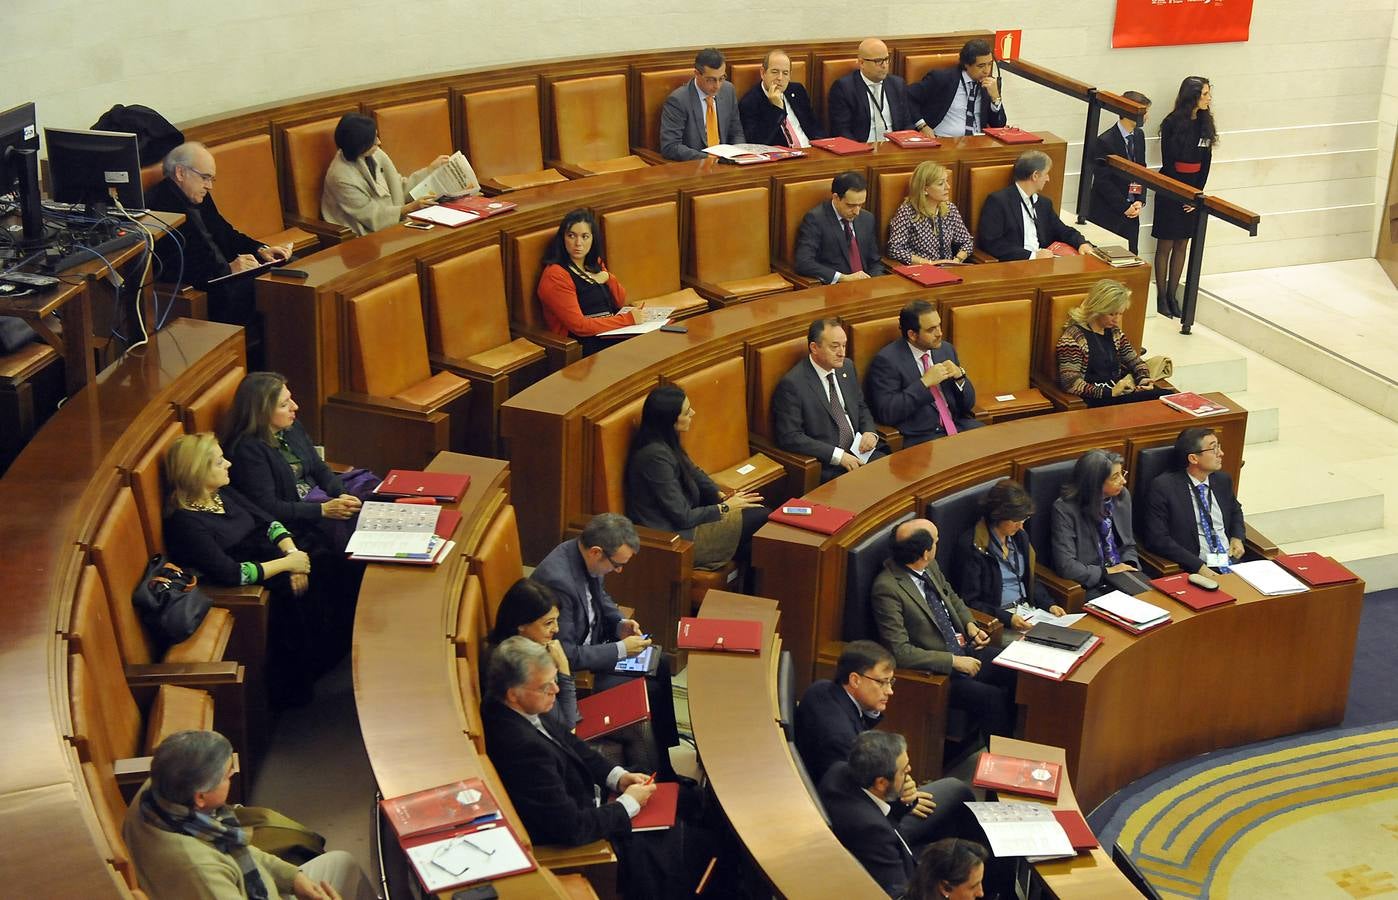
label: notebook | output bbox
[1232,559,1307,595]
[676,616,763,653]
[767,502,856,535]
[892,264,964,287]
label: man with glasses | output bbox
[146,142,291,334]
[1144,427,1247,576]
[827,38,932,143]
[659,47,745,161]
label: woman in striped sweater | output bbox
[1054,279,1170,407]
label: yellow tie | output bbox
[705,95,720,147]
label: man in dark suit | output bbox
[794,171,885,283]
[483,637,695,898]
[871,519,1017,739]
[977,150,1093,261]
[738,48,824,147]
[772,317,885,481]
[1144,427,1246,575]
[827,38,932,143]
[659,47,745,161]
[913,38,1008,138]
[865,299,982,446]
[1088,90,1152,254]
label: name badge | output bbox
[1198,138,1211,148]
[1205,550,1230,569]
[1128,182,1143,196]
[955,633,967,648]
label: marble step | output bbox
[1237,444,1386,543]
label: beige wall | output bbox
[4,0,1395,272]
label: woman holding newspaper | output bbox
[321,112,479,235]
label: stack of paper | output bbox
[1084,589,1171,633]
[346,501,452,563]
[993,634,1101,681]
[965,802,1074,858]
[1231,559,1307,595]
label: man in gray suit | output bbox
[794,171,886,284]
[659,48,745,161]
[871,518,1017,739]
[772,317,886,482]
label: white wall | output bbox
[4,0,1395,273]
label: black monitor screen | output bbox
[45,127,145,210]
[0,101,40,190]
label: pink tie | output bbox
[922,352,958,436]
[781,115,800,147]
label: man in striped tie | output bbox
[1088,90,1152,254]
[659,47,745,161]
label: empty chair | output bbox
[459,83,568,191]
[600,202,707,318]
[372,97,455,177]
[685,187,793,305]
[963,162,1014,262]
[549,74,649,176]
[469,503,523,630]
[945,298,1052,422]
[635,67,694,157]
[208,134,318,252]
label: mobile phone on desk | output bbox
[781,505,813,516]
[659,323,688,333]
[404,221,434,230]
[452,886,499,900]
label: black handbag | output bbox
[132,555,214,648]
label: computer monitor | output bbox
[45,127,146,213]
[0,101,45,244]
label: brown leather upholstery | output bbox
[778,179,835,266]
[472,504,523,630]
[179,365,245,435]
[637,68,694,151]
[848,316,901,384]
[816,57,859,123]
[145,676,216,749]
[551,75,640,168]
[126,419,184,556]
[453,574,486,686]
[139,162,162,192]
[80,760,136,889]
[600,202,703,316]
[373,98,453,178]
[69,567,144,760]
[727,60,808,103]
[460,84,564,187]
[69,649,212,767]
[1040,291,1087,384]
[508,225,556,331]
[588,391,650,514]
[689,565,738,612]
[947,297,1034,394]
[750,335,809,441]
[689,187,780,288]
[671,357,752,474]
[558,873,602,900]
[874,170,915,249]
[901,52,960,85]
[207,135,315,251]
[965,163,1014,237]
[426,246,515,360]
[454,657,485,749]
[346,273,432,396]
[281,116,342,220]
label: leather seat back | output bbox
[964,162,1014,237]
[281,116,343,220]
[901,53,959,85]
[1131,445,1176,537]
[728,59,808,105]
[671,356,751,474]
[842,513,914,641]
[1039,291,1087,385]
[68,565,143,762]
[178,366,245,434]
[346,273,433,397]
[472,504,523,629]
[846,317,900,387]
[508,225,556,331]
[461,84,547,180]
[778,178,834,267]
[208,134,286,240]
[140,163,162,192]
[749,335,808,441]
[602,202,682,299]
[814,57,859,127]
[552,75,631,164]
[125,419,185,557]
[689,186,772,284]
[637,68,694,151]
[1023,459,1077,561]
[947,297,1033,394]
[426,245,512,360]
[373,97,454,177]
[88,487,159,666]
[926,479,1000,575]
[80,759,136,889]
[589,390,650,514]
[874,170,914,249]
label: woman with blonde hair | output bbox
[886,160,973,266]
[1054,279,1169,407]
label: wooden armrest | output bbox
[125,661,243,687]
[534,839,617,869]
[1034,564,1086,613]
[679,274,740,308]
[710,452,784,495]
[202,584,266,605]
[970,249,998,265]
[1029,373,1087,411]
[1138,548,1181,578]
[970,610,1003,641]
[872,423,904,453]
[114,756,154,788]
[771,261,823,290]
[630,147,668,165]
[1244,523,1280,558]
[433,340,546,382]
[283,214,352,246]
[747,433,822,498]
[511,325,582,371]
[327,390,442,417]
[545,159,599,180]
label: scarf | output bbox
[142,787,270,900]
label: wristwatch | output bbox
[719,502,730,514]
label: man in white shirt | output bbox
[912,38,1009,138]
[976,150,1092,261]
[827,38,933,143]
[737,48,825,148]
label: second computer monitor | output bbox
[45,127,145,212]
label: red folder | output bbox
[376,470,471,502]
[443,196,517,218]
[973,752,1062,799]
[892,264,964,287]
[811,137,874,156]
[883,130,941,148]
[676,616,763,653]
[1275,552,1358,586]
[768,501,855,535]
[982,126,1043,144]
[1052,809,1099,850]
[435,509,462,540]
[627,781,679,832]
[1159,392,1230,417]
[574,677,650,741]
[380,778,500,841]
[1046,241,1079,256]
[1150,573,1236,611]
[1083,604,1170,635]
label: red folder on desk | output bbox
[574,677,650,741]
[677,616,763,653]
[1052,810,1099,850]
[768,502,855,534]
[983,126,1043,144]
[1150,573,1235,611]
[381,777,500,840]
[893,264,964,287]
[375,470,470,502]
[883,130,941,148]
[443,196,517,219]
[1275,552,1358,586]
[1046,241,1079,257]
[973,752,1062,799]
[811,137,874,156]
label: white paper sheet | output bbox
[965,802,1074,858]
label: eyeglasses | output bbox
[183,166,216,185]
[605,552,629,571]
[858,671,897,689]
[860,56,891,65]
[1109,469,1129,482]
[1197,443,1223,455]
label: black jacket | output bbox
[737,81,824,146]
[864,339,977,445]
[793,202,885,284]
[911,66,1008,135]
[827,71,919,141]
[625,441,721,539]
[1088,123,1147,244]
[771,357,879,482]
[164,487,281,586]
[951,519,1051,626]
[1143,469,1245,574]
[976,184,1087,262]
[144,177,261,289]
[225,421,344,526]
[818,761,915,898]
[793,678,881,785]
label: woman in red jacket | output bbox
[537,207,648,357]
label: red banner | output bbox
[1112,0,1254,49]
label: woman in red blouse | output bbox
[537,207,649,357]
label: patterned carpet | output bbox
[1106,723,1398,899]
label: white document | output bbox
[965,802,1075,858]
[407,205,479,227]
[408,151,481,200]
[850,434,878,464]
[618,306,676,321]
[345,501,439,557]
[1086,589,1170,625]
[1231,559,1307,596]
[1023,609,1086,627]
[598,318,670,338]
[994,635,1097,680]
[701,143,787,160]
[406,822,533,892]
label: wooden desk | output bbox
[687,590,885,898]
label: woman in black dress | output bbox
[1151,76,1217,318]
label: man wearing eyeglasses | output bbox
[1143,427,1247,576]
[827,38,934,143]
[146,142,291,333]
[659,47,745,161]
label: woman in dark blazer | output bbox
[951,479,1065,631]
[1050,449,1153,598]
[623,385,767,568]
[1152,76,1217,318]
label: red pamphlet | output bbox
[380,778,500,840]
[626,781,679,832]
[376,470,471,502]
[1159,392,1230,417]
[768,501,856,535]
[676,616,763,654]
[574,676,651,741]
[982,126,1043,144]
[1046,241,1079,257]
[811,137,874,156]
[1052,809,1099,850]
[1150,573,1236,611]
[973,752,1062,800]
[883,130,941,148]
[1275,552,1358,586]
[435,509,462,540]
[443,196,517,218]
[892,264,964,287]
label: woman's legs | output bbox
[1153,238,1188,317]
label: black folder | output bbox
[1024,622,1094,652]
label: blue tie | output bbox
[1195,482,1230,572]
[914,570,964,657]
[1099,498,1121,566]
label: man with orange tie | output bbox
[793,171,886,284]
[659,48,745,161]
[865,299,983,446]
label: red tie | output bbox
[781,112,800,147]
[843,218,864,273]
[922,352,958,436]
